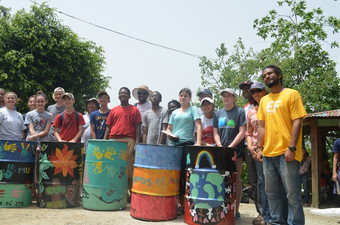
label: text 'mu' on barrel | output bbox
[184,146,237,225]
[37,141,83,208]
[0,140,37,208]
[82,139,128,210]
[130,144,182,221]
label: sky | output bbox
[1,0,339,108]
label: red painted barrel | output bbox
[130,144,182,221]
[184,146,237,225]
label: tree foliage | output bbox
[199,0,340,113]
[0,3,109,113]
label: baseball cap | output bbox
[239,81,254,90]
[250,82,266,91]
[220,88,236,96]
[197,89,213,97]
[62,92,74,100]
[200,97,214,106]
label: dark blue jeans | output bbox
[263,154,305,225]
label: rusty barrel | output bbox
[184,146,237,225]
[0,140,37,208]
[37,142,83,208]
[82,140,128,210]
[130,144,182,221]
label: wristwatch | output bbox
[288,146,296,152]
[255,146,263,153]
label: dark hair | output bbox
[153,91,162,100]
[119,87,130,95]
[262,65,283,84]
[28,95,36,102]
[179,88,192,97]
[36,91,48,103]
[168,99,180,108]
[98,90,110,100]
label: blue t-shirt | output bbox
[333,138,340,165]
[169,106,200,145]
[90,109,111,139]
[213,106,246,149]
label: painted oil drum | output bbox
[130,144,182,221]
[82,140,128,211]
[0,140,37,208]
[184,146,237,225]
[37,142,84,208]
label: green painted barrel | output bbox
[0,140,37,208]
[82,140,128,210]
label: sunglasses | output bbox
[138,91,148,96]
[250,89,264,94]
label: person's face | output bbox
[179,91,191,105]
[201,101,214,114]
[62,96,74,107]
[251,89,267,104]
[36,96,46,111]
[221,92,235,107]
[87,101,98,114]
[99,95,110,106]
[5,94,17,108]
[54,91,64,101]
[150,92,161,104]
[137,89,149,103]
[242,86,251,100]
[119,89,130,102]
[168,103,178,115]
[262,68,280,88]
[28,97,36,111]
[0,90,5,102]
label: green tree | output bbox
[0,3,109,112]
[199,39,259,109]
[199,0,340,113]
[253,0,340,112]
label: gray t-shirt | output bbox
[24,109,54,142]
[47,104,65,141]
[142,107,169,145]
[0,107,26,140]
[213,106,246,149]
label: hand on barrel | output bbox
[4,142,17,152]
[104,147,116,160]
[4,164,16,179]
[93,147,104,160]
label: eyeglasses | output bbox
[250,89,264,95]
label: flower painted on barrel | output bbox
[50,144,79,178]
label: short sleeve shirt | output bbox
[25,109,54,142]
[0,107,26,140]
[142,107,169,144]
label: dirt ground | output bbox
[1,202,339,225]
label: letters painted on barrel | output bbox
[82,140,128,210]
[185,146,237,225]
[37,142,83,208]
[134,144,182,170]
[0,140,37,208]
[132,167,180,196]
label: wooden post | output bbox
[310,119,320,208]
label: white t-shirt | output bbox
[0,107,26,140]
[200,114,215,145]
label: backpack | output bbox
[60,111,79,128]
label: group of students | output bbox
[1,64,312,224]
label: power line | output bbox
[27,0,212,60]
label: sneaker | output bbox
[236,212,241,220]
[253,214,264,225]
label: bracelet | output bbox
[255,146,263,153]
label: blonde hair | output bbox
[4,92,19,103]
[52,87,65,101]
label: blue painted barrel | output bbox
[82,140,128,210]
[37,142,84,208]
[184,146,237,225]
[0,140,37,208]
[130,144,182,221]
